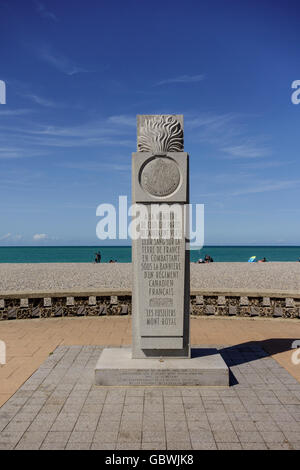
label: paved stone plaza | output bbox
[1,344,300,450]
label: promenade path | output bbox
[1,316,300,407]
[1,316,300,449]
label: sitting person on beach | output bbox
[258,257,267,263]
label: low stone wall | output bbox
[191,294,300,319]
[0,294,131,320]
[0,290,300,320]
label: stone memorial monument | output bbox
[95,115,229,386]
[132,115,190,359]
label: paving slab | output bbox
[0,344,300,450]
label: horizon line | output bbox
[1,244,300,248]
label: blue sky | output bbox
[0,0,300,246]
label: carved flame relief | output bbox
[138,115,183,152]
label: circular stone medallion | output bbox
[140,157,181,197]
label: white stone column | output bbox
[132,115,190,358]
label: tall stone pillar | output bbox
[132,115,190,358]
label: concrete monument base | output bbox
[95,348,229,387]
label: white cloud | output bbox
[38,47,88,75]
[0,109,33,116]
[107,115,136,127]
[221,144,271,159]
[34,0,58,22]
[193,175,300,199]
[186,112,243,146]
[187,112,239,131]
[155,74,205,86]
[0,233,23,241]
[0,116,135,155]
[231,179,300,196]
[0,146,48,159]
[22,93,58,108]
[33,233,48,240]
[0,233,11,241]
[61,161,131,172]
[240,160,290,170]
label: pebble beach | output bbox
[0,262,300,293]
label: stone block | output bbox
[195,295,204,305]
[110,296,118,305]
[88,296,96,306]
[240,296,249,306]
[120,305,128,315]
[250,306,260,317]
[66,297,74,306]
[44,298,51,307]
[20,298,29,308]
[205,305,215,315]
[95,348,229,387]
[229,305,237,316]
[285,298,295,308]
[273,306,283,317]
[99,305,107,315]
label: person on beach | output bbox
[94,251,101,263]
[258,257,267,263]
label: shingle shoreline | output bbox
[0,262,299,294]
